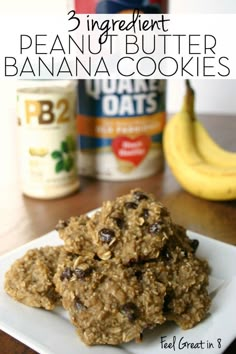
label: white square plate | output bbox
[0,213,236,354]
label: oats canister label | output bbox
[17,83,79,199]
[77,79,166,180]
[75,0,167,180]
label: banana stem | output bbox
[181,80,196,120]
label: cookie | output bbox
[56,214,96,258]
[4,189,211,346]
[57,189,174,264]
[137,225,211,330]
[160,230,211,329]
[4,246,61,310]
[54,251,166,345]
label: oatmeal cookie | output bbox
[4,189,211,345]
[4,246,61,310]
[137,226,211,330]
[57,189,174,264]
[54,251,166,345]
[56,214,96,258]
[161,235,211,330]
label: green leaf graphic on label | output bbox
[66,135,76,152]
[51,151,62,159]
[61,141,69,153]
[52,136,76,173]
[64,156,74,172]
[55,160,64,173]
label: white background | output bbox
[0,0,236,186]
[169,0,236,115]
[0,0,236,114]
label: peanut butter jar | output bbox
[17,81,79,199]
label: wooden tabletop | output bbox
[0,115,235,354]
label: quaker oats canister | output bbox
[75,0,168,181]
[17,81,79,199]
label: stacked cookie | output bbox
[4,189,211,345]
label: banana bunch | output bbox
[163,81,236,201]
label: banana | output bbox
[194,120,236,167]
[163,81,236,201]
[182,80,236,167]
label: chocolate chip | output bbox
[55,220,68,231]
[148,222,163,234]
[120,302,139,322]
[163,292,173,313]
[74,296,86,311]
[160,246,171,260]
[125,202,138,210]
[134,270,143,280]
[74,267,93,279]
[190,239,199,252]
[113,217,125,229]
[60,267,73,281]
[141,208,149,219]
[133,190,148,201]
[99,228,115,243]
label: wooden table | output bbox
[0,115,235,354]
